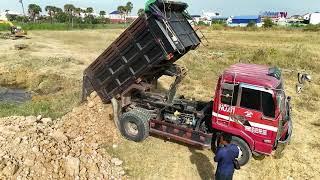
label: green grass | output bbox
[16,23,127,31]
[0,101,52,118]
[0,90,81,119]
[0,22,128,31]
[0,24,11,31]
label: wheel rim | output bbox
[237,146,243,159]
[125,121,139,136]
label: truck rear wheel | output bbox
[119,108,151,142]
[231,136,252,166]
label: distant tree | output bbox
[54,7,63,14]
[99,10,106,17]
[247,21,256,28]
[6,14,18,21]
[84,7,94,24]
[55,12,68,23]
[84,15,98,24]
[117,2,134,24]
[45,6,56,24]
[15,16,28,22]
[126,2,133,15]
[80,8,86,15]
[86,7,94,15]
[28,4,42,22]
[263,17,275,28]
[117,6,127,18]
[138,8,145,16]
[64,4,75,27]
[64,4,75,13]
[74,8,82,16]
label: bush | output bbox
[198,21,210,26]
[247,21,256,28]
[263,18,275,28]
[212,20,226,25]
[210,23,225,30]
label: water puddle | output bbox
[0,87,32,103]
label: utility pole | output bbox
[19,0,26,16]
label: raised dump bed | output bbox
[83,0,201,102]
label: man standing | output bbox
[214,133,240,180]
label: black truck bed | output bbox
[83,0,201,103]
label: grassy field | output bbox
[0,23,127,31]
[0,28,319,179]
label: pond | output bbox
[0,87,32,104]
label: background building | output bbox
[228,15,262,27]
[304,12,320,24]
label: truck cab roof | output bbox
[223,63,282,89]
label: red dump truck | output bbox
[82,0,292,166]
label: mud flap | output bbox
[82,75,94,102]
[275,120,293,159]
[111,98,121,130]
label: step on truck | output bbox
[82,0,292,166]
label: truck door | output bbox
[234,84,278,154]
[215,83,239,126]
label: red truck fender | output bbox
[212,123,255,150]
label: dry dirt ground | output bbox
[0,29,320,179]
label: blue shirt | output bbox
[214,144,239,176]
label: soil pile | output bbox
[0,93,124,179]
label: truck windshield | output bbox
[240,87,275,118]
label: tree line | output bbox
[6,2,145,25]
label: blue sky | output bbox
[1,0,319,16]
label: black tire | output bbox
[119,108,150,142]
[252,153,266,161]
[231,136,252,166]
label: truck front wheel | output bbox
[231,136,252,166]
[119,108,150,142]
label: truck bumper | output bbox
[275,120,293,158]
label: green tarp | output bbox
[145,0,157,12]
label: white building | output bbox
[309,13,320,25]
[189,11,221,26]
[1,10,22,17]
[303,13,320,24]
[202,11,220,20]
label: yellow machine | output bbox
[0,19,27,38]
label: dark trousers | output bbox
[214,171,233,180]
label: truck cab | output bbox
[212,63,292,165]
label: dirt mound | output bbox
[0,93,125,179]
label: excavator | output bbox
[0,19,27,39]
